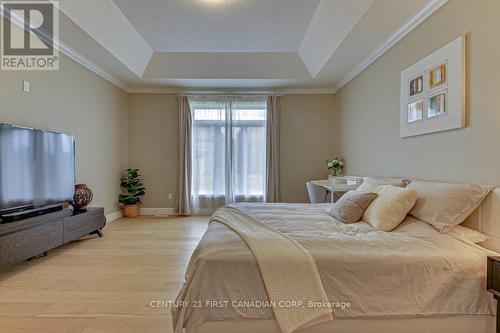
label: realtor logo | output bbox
[1,1,59,70]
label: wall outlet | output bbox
[168,193,173,200]
[23,80,30,93]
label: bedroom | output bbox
[0,0,499,332]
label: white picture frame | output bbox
[400,36,466,138]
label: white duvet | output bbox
[172,203,496,332]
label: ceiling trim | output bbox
[0,6,129,92]
[298,0,374,78]
[126,0,449,95]
[2,0,449,95]
[56,0,153,77]
[55,41,129,91]
[126,87,335,95]
[144,52,311,80]
[330,0,448,94]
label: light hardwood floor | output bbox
[0,216,209,333]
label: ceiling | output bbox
[113,0,321,53]
[6,0,448,93]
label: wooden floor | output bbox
[0,216,209,333]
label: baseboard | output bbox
[106,208,176,221]
[194,208,214,215]
[139,208,175,216]
[105,210,122,223]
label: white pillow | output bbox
[448,225,489,244]
[407,180,494,233]
[362,185,418,231]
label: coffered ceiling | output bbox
[3,0,449,92]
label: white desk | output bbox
[310,176,363,203]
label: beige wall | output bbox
[6,0,496,215]
[4,0,498,216]
[127,94,335,206]
[280,95,336,202]
[333,0,500,186]
[128,94,178,208]
[0,55,128,214]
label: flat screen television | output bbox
[0,124,75,214]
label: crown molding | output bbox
[125,87,182,94]
[126,87,336,95]
[117,0,449,95]
[55,0,153,78]
[2,0,448,96]
[55,40,129,92]
[279,87,336,95]
[331,0,448,94]
[0,5,129,92]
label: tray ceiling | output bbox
[7,0,445,92]
[113,0,321,53]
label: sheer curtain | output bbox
[189,96,267,213]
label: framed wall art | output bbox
[400,36,467,138]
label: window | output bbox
[190,97,267,212]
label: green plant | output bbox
[118,168,145,206]
[327,157,344,176]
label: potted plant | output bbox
[118,168,145,218]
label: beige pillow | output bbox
[362,185,418,231]
[356,182,382,193]
[407,180,494,233]
[448,225,489,244]
[330,191,377,224]
[363,176,410,187]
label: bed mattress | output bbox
[173,203,496,332]
[186,316,495,333]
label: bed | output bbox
[173,187,500,333]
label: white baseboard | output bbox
[194,208,214,215]
[106,208,176,222]
[140,208,175,216]
[106,210,123,223]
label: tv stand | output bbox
[0,207,105,269]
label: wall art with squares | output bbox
[400,36,466,138]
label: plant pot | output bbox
[122,204,140,218]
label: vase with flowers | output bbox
[327,157,344,177]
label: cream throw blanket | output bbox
[211,207,333,333]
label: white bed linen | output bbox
[173,203,496,332]
[186,316,495,333]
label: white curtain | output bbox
[189,96,267,213]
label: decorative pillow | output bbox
[330,190,377,224]
[407,180,494,233]
[356,182,382,193]
[362,185,418,231]
[448,225,489,244]
[363,177,410,187]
